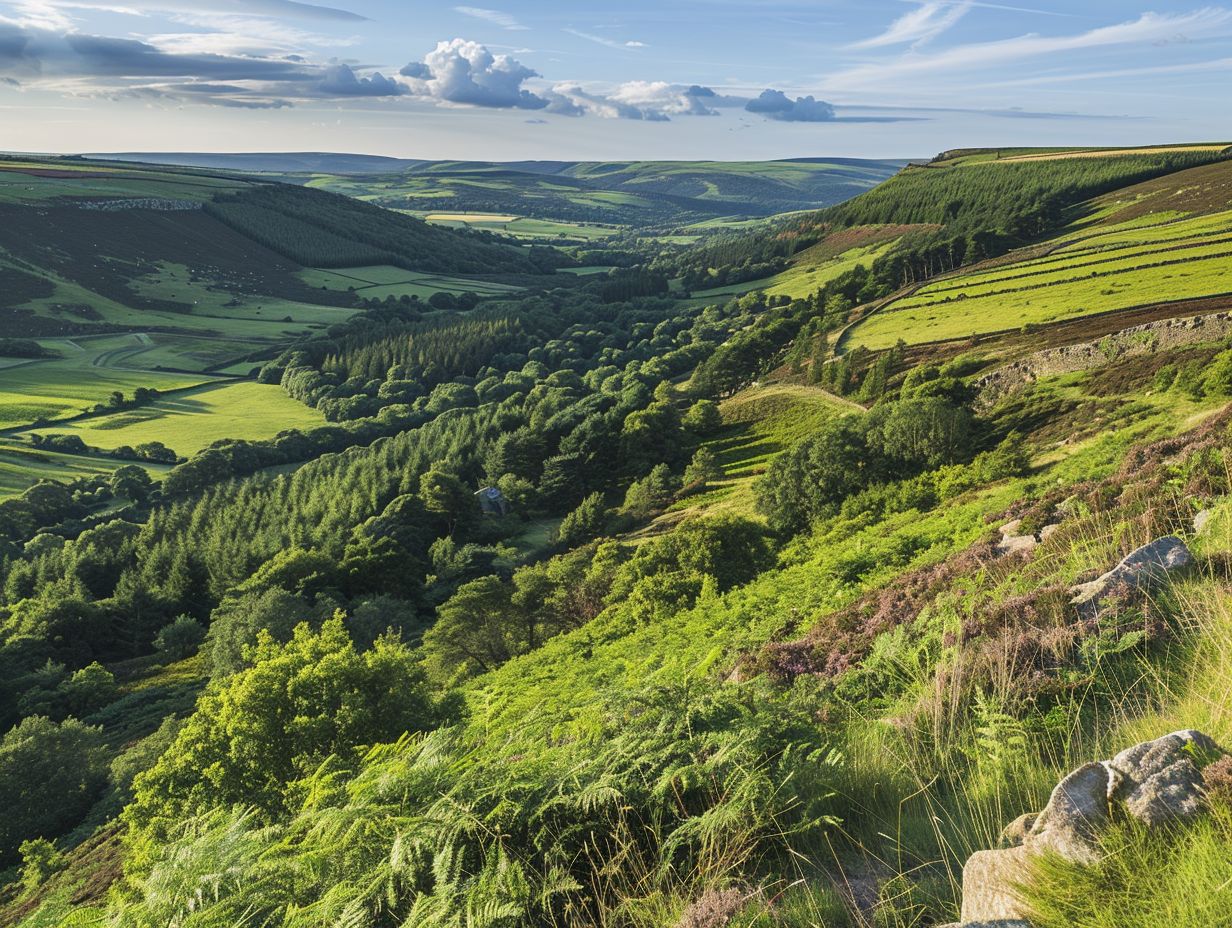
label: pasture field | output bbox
[422,212,616,240]
[847,204,1232,350]
[0,335,217,429]
[24,381,325,457]
[850,253,1232,350]
[0,438,172,498]
[559,266,614,276]
[5,258,352,341]
[129,263,359,331]
[299,265,522,300]
[1056,209,1232,254]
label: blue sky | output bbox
[0,0,1229,159]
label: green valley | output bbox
[3,140,1232,928]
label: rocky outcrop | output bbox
[1069,535,1193,620]
[996,519,1037,555]
[950,730,1226,927]
[996,519,1062,557]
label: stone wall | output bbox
[975,310,1232,407]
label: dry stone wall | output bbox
[975,311,1232,406]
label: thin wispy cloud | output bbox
[454,6,527,31]
[3,0,370,22]
[852,1,973,49]
[564,28,646,50]
[985,55,1232,87]
[827,8,1232,90]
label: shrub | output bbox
[153,615,206,660]
[19,837,64,895]
[0,717,107,863]
[558,492,610,547]
[128,617,449,829]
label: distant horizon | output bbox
[8,140,1229,168]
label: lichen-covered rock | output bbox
[997,518,1039,555]
[999,812,1036,848]
[1193,508,1215,534]
[959,845,1036,923]
[1109,729,1222,827]
[952,730,1226,925]
[1026,761,1111,864]
[1070,536,1193,619]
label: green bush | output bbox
[153,615,206,660]
[127,617,450,834]
[0,717,107,863]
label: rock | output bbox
[997,518,1039,555]
[997,534,1037,555]
[1108,730,1223,827]
[952,730,1227,923]
[1026,762,1111,864]
[1070,535,1193,619]
[1193,508,1215,534]
[959,845,1036,923]
[1039,523,1061,541]
[999,812,1036,848]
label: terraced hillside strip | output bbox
[847,218,1232,350]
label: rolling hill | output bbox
[87,153,907,229]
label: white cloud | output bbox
[546,81,733,120]
[564,28,645,50]
[826,8,1232,91]
[454,6,527,31]
[401,37,546,109]
[852,1,973,49]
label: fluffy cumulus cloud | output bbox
[400,38,546,109]
[745,89,836,122]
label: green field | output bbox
[299,265,522,300]
[847,206,1232,350]
[0,335,217,429]
[3,256,354,340]
[667,384,852,520]
[421,212,616,241]
[24,381,325,457]
[0,438,171,498]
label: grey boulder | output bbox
[1070,536,1192,619]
